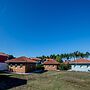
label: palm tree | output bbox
[8,55,15,60]
[85,52,90,59]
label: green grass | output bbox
[0,71,90,90]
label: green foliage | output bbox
[50,54,56,59]
[37,51,90,62]
[8,55,15,60]
[36,64,44,70]
[56,55,63,63]
[59,63,71,70]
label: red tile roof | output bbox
[64,61,69,64]
[46,59,55,61]
[0,53,9,63]
[29,58,41,61]
[70,58,90,64]
[0,52,9,57]
[44,59,60,65]
[5,56,37,63]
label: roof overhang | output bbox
[70,62,90,65]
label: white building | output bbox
[69,58,90,72]
[0,63,8,71]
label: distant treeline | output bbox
[37,51,90,63]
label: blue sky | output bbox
[0,0,90,57]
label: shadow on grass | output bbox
[32,70,48,74]
[0,75,27,90]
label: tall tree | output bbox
[8,55,15,60]
[56,55,63,63]
[85,52,90,58]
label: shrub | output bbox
[36,64,44,70]
[59,63,71,70]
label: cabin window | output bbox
[10,64,12,67]
[74,65,76,67]
[15,64,17,67]
[20,64,23,68]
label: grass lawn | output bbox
[0,71,90,90]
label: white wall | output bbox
[71,64,90,72]
[0,63,8,70]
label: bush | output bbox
[59,63,71,70]
[36,64,44,70]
